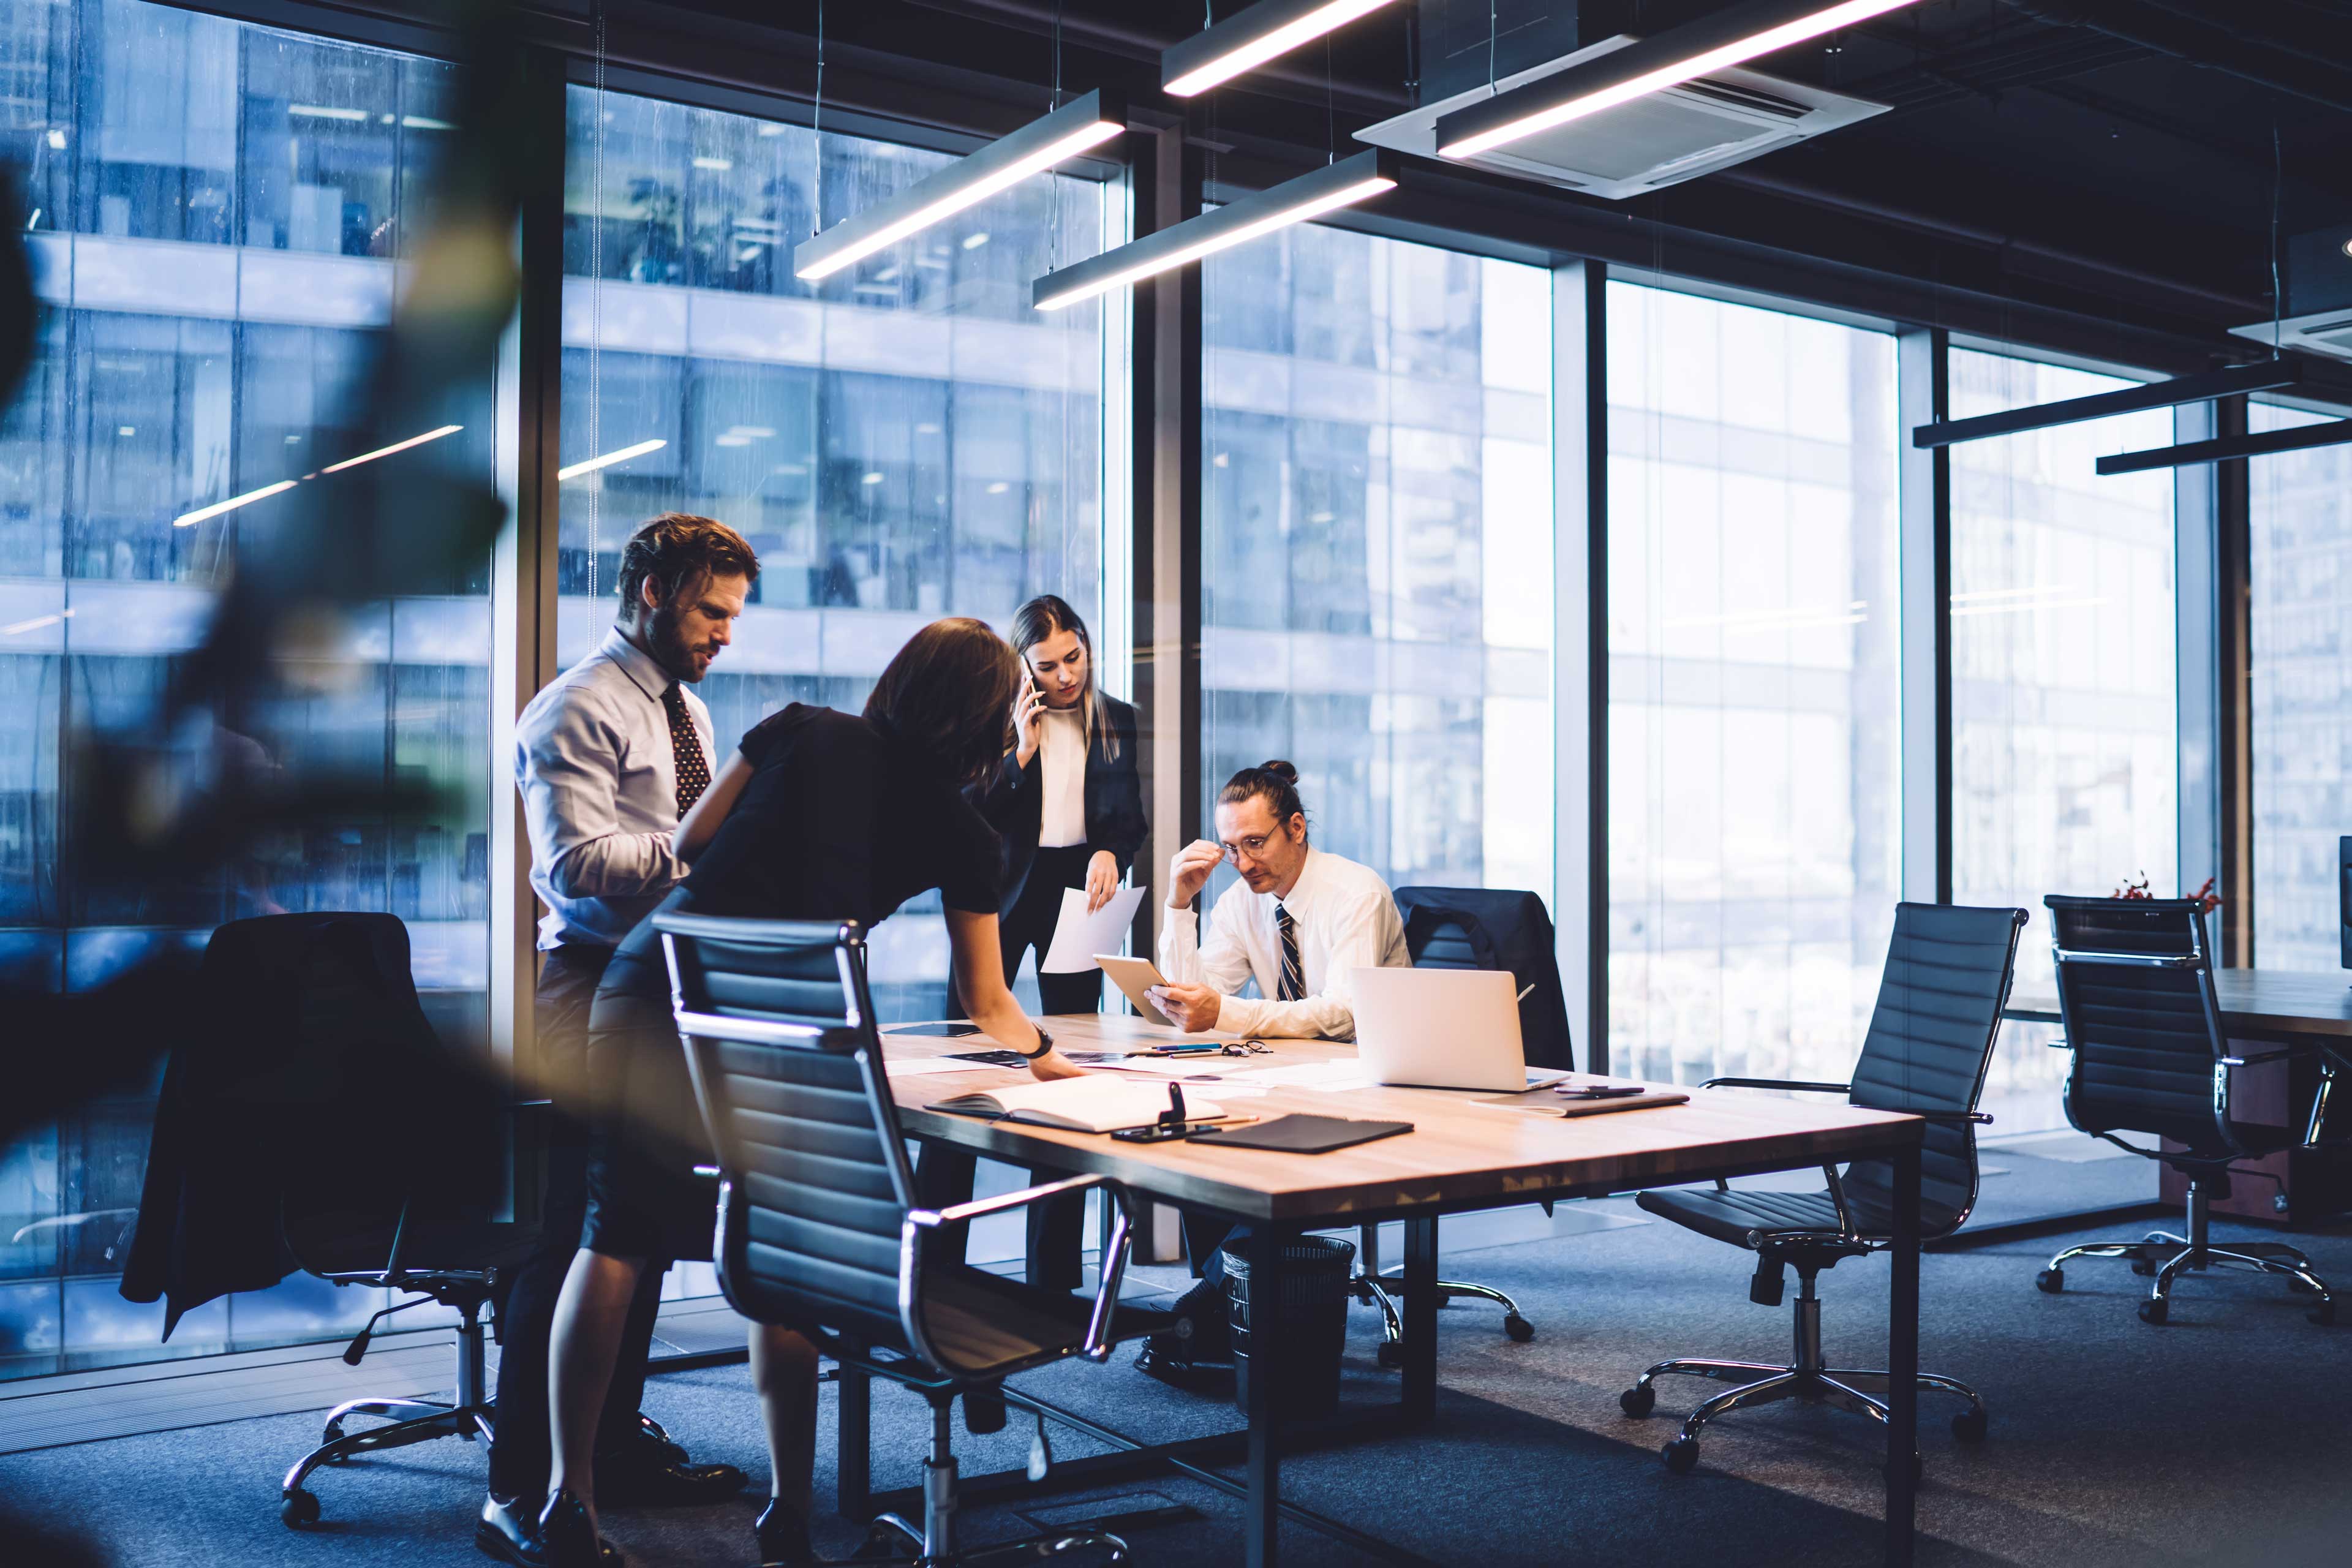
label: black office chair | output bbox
[118,913,537,1529]
[1347,888,1570,1362]
[2034,895,2337,1326]
[655,911,1175,1565]
[1618,902,2026,1475]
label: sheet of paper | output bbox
[1226,1060,1372,1089]
[882,1058,1001,1079]
[1040,883,1147,973]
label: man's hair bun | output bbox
[1260,760,1298,784]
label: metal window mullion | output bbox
[1553,258,1605,1073]
[1896,327,1951,905]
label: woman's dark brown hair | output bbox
[864,618,1023,788]
[1219,760,1307,840]
[1009,593,1118,763]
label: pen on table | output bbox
[1517,982,1535,1002]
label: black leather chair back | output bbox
[1393,886,1575,1071]
[2045,895,2237,1155]
[1838,903,2026,1241]
[654,912,922,1357]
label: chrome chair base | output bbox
[280,1296,495,1528]
[853,1404,1128,1566]
[2035,1184,2336,1326]
[1353,1225,1533,1367]
[1621,1272,1985,1472]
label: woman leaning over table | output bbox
[533,617,1082,1568]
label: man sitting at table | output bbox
[1137,760,1409,1385]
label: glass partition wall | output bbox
[0,0,491,1379]
[2248,402,2352,970]
[1947,350,2178,1133]
[1605,282,1901,1088]
[1199,229,1555,916]
[559,86,1114,1025]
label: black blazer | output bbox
[974,692,1147,918]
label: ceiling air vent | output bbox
[1356,34,1888,202]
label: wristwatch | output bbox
[1020,1025,1056,1061]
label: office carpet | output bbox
[5,1188,2348,1568]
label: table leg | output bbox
[1246,1225,1281,1568]
[1886,1141,1920,1567]
[1402,1215,1438,1425]
[835,1360,871,1521]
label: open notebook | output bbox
[927,1076,1224,1134]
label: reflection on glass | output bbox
[557,88,1113,1020]
[2249,402,2352,970]
[1605,282,1900,1087]
[1199,227,1554,918]
[1948,349,2176,1132]
[0,0,491,1380]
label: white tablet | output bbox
[1092,952,1182,1030]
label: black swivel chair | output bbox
[2034,895,2337,1326]
[655,911,1175,1566]
[1618,902,2025,1474]
[119,913,537,1529]
[1346,888,1572,1361]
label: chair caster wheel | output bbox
[1503,1313,1534,1343]
[1662,1437,1699,1474]
[2034,1268,2064,1294]
[281,1490,320,1529]
[1432,1289,1455,1308]
[857,1522,910,1559]
[1951,1408,1988,1444]
[1376,1340,1403,1368]
[1885,1451,1923,1485]
[1620,1384,1656,1417]
[2128,1257,2155,1277]
[2309,1298,2335,1327]
[2138,1298,2169,1325]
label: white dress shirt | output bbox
[515,627,716,949]
[1036,707,1088,849]
[1156,846,1410,1040]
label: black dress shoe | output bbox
[595,1427,749,1506]
[753,1499,818,1567]
[475,1493,544,1566]
[535,1488,624,1568]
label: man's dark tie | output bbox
[1275,902,1305,1003]
[663,683,710,816]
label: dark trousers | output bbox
[486,944,670,1498]
[920,846,1103,1291]
[1001,843,1107,1016]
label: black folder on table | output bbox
[1185,1114,1412,1154]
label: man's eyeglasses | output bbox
[1220,834,1278,863]
[1219,1039,1274,1057]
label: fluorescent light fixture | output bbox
[963,231,990,250]
[2,608,72,637]
[320,423,462,473]
[1436,0,1921,160]
[861,472,884,486]
[557,438,667,481]
[1163,0,1406,98]
[402,115,453,131]
[1033,149,1397,312]
[1912,360,2305,449]
[175,480,296,528]
[692,156,734,172]
[794,89,1125,282]
[2096,416,2352,475]
[288,104,371,123]
[45,129,64,149]
[714,434,752,448]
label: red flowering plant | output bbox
[2110,872,2222,914]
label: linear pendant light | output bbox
[793,89,1125,282]
[2096,416,2352,476]
[1912,361,2305,450]
[1163,0,1406,98]
[1033,149,1397,312]
[1436,0,1922,160]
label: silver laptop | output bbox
[1349,966,1531,1092]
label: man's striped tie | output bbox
[1275,902,1305,1002]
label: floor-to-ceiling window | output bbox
[1605,282,1901,1087]
[1199,227,1553,917]
[2250,401,2352,970]
[1948,350,2176,1131]
[560,89,1115,1023]
[0,0,492,1379]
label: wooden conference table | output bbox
[865,1014,1928,1568]
[2004,967,2352,1038]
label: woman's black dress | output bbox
[579,704,1001,1261]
